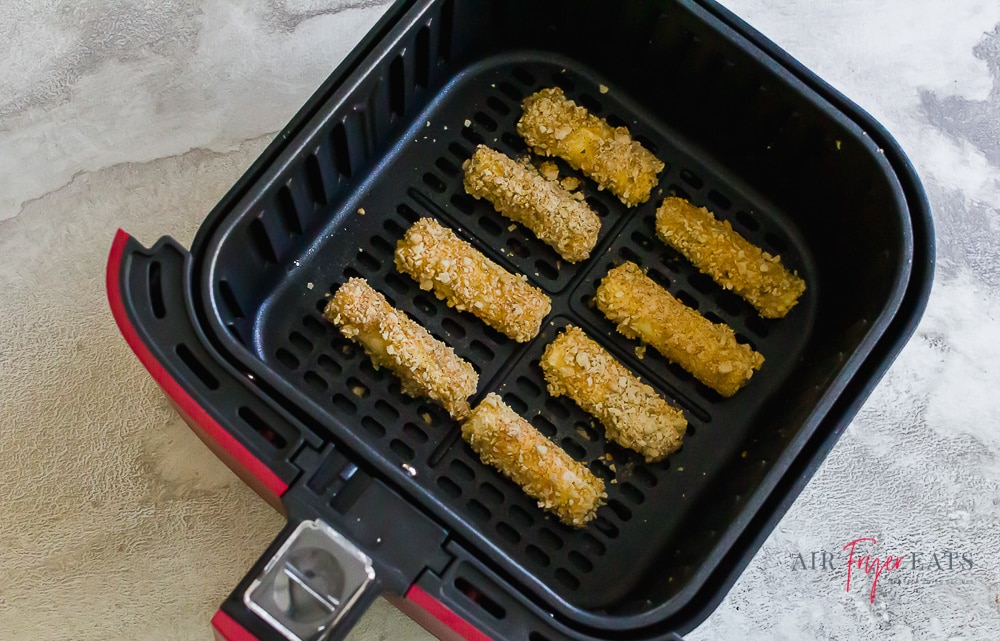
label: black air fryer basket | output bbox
[107,1,934,639]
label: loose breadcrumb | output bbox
[463,145,600,263]
[462,393,606,527]
[324,278,478,419]
[655,197,806,318]
[595,262,764,397]
[517,87,664,207]
[540,325,687,462]
[395,218,551,342]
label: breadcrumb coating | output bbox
[540,325,686,462]
[463,144,600,263]
[462,393,606,527]
[324,278,478,419]
[655,197,806,318]
[395,218,551,342]
[595,262,764,397]
[517,87,664,207]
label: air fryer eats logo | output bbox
[792,537,974,603]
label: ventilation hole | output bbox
[512,66,536,86]
[497,522,520,543]
[607,499,633,521]
[346,377,369,399]
[535,259,558,280]
[306,153,327,207]
[238,406,287,449]
[332,393,357,415]
[480,482,503,504]
[275,348,300,370]
[498,81,522,101]
[413,293,438,317]
[703,311,724,324]
[248,218,278,264]
[390,439,415,461]
[555,569,580,590]
[437,476,461,497]
[332,122,352,178]
[415,26,430,88]
[147,261,166,319]
[667,184,690,200]
[516,376,541,397]
[581,533,606,556]
[509,504,534,527]
[674,290,699,310]
[633,466,657,487]
[544,398,569,419]
[454,577,504,619]
[473,111,498,132]
[214,281,247,324]
[174,343,219,390]
[680,169,704,189]
[708,189,731,210]
[404,422,428,444]
[574,421,599,442]
[525,545,550,567]
[589,459,613,482]
[423,172,447,193]
[605,113,627,128]
[374,399,400,420]
[361,416,386,437]
[369,235,394,258]
[356,250,381,272]
[735,333,757,351]
[561,438,586,460]
[503,392,528,414]
[716,293,743,316]
[315,355,341,377]
[633,134,658,154]
[584,196,609,218]
[289,331,314,354]
[746,315,770,338]
[385,272,410,294]
[438,0,454,61]
[467,499,491,522]
[277,185,303,236]
[736,211,760,231]
[687,272,715,294]
[501,237,527,259]
[593,516,619,538]
[448,141,471,161]
[568,551,593,572]
[485,95,510,116]
[315,298,328,313]
[531,415,557,438]
[477,216,502,237]
[501,131,526,153]
[646,267,672,287]
[396,203,420,223]
[630,231,655,250]
[618,246,642,265]
[469,340,494,361]
[764,232,789,254]
[388,55,406,117]
[435,156,459,176]
[332,335,357,358]
[577,93,602,113]
[451,459,475,481]
[461,126,485,146]
[302,315,326,335]
[343,266,363,281]
[530,633,554,641]
[450,193,475,214]
[551,72,574,92]
[538,528,563,550]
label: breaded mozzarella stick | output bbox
[395,218,551,343]
[517,87,664,207]
[595,262,763,397]
[540,326,687,463]
[324,278,478,419]
[463,145,600,263]
[462,393,606,527]
[656,197,806,318]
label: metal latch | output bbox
[244,520,376,641]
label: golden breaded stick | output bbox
[395,218,551,343]
[517,87,664,207]
[324,278,478,419]
[462,393,605,527]
[596,262,763,397]
[540,326,686,463]
[463,145,600,263]
[656,197,806,318]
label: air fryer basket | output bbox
[108,0,933,639]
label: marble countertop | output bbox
[1,1,998,639]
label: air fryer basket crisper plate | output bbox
[195,0,913,630]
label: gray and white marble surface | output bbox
[1,1,998,639]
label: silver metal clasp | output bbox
[244,519,375,641]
